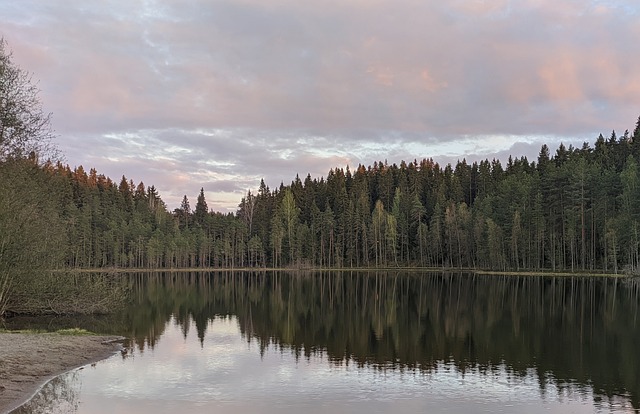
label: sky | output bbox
[1,0,639,212]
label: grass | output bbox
[56,328,93,335]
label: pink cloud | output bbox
[421,69,448,93]
[448,0,511,17]
[367,66,394,87]
[537,52,584,103]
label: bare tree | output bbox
[0,37,56,162]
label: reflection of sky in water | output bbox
[16,316,635,414]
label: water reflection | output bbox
[16,316,636,414]
[113,272,640,406]
[11,271,640,413]
[12,370,81,414]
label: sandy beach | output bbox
[0,332,123,414]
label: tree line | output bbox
[18,117,640,274]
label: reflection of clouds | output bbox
[13,371,81,414]
[24,316,620,413]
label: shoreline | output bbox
[68,266,631,278]
[0,332,123,414]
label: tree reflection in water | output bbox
[114,271,640,410]
[9,271,640,413]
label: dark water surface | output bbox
[9,271,640,413]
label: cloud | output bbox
[1,0,639,211]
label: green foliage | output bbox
[0,159,67,314]
[4,118,640,276]
[194,188,208,227]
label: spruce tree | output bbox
[194,188,208,227]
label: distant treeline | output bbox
[6,118,640,274]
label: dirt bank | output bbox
[0,332,123,413]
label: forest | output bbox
[4,118,640,276]
[3,36,640,313]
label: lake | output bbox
[9,271,640,413]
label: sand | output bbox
[0,332,123,414]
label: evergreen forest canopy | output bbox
[3,35,640,313]
[23,124,640,274]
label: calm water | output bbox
[9,271,640,413]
